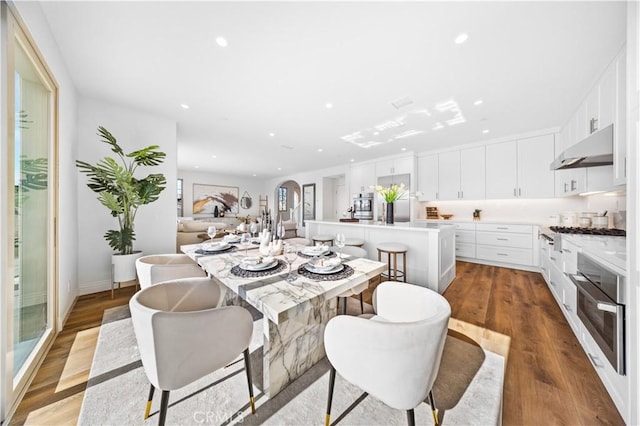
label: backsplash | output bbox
[417,192,626,228]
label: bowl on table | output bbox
[440,214,454,220]
[306,256,342,273]
[200,241,230,252]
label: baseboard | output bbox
[79,279,137,296]
[58,294,78,331]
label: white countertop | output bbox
[416,218,545,227]
[306,220,455,232]
[562,234,626,274]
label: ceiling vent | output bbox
[391,96,413,110]
[280,144,294,150]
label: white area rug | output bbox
[78,306,504,425]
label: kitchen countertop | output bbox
[562,234,626,274]
[416,218,546,227]
[306,220,455,232]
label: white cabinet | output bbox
[375,155,414,177]
[555,168,587,196]
[438,147,486,200]
[349,162,375,195]
[475,223,535,267]
[437,151,461,200]
[460,146,486,200]
[416,154,438,201]
[486,136,554,199]
[517,134,555,198]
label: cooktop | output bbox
[549,226,626,237]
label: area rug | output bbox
[78,305,505,425]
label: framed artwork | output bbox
[302,183,316,226]
[192,184,239,216]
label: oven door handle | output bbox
[596,302,618,313]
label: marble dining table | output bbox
[181,242,387,397]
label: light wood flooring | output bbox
[9,262,624,425]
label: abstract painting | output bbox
[192,184,239,216]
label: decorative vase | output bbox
[213,205,219,217]
[386,203,394,224]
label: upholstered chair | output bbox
[324,281,451,426]
[336,246,368,314]
[135,254,206,289]
[129,277,255,426]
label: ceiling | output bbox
[39,1,626,179]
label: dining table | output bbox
[181,241,387,397]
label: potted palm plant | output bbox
[76,126,167,283]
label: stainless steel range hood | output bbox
[550,124,614,170]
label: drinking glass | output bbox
[250,222,258,238]
[240,232,251,256]
[207,225,217,241]
[283,243,298,282]
[335,233,346,259]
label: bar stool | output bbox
[344,238,365,248]
[312,234,334,246]
[377,242,408,282]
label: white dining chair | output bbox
[135,254,206,290]
[129,277,255,426]
[324,281,451,426]
[337,246,368,314]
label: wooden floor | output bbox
[9,262,624,425]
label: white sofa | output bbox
[176,219,232,252]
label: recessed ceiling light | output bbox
[401,147,407,151]
[325,102,333,109]
[269,132,275,137]
[277,167,282,171]
[211,155,217,159]
[482,129,490,134]
[180,104,190,109]
[317,148,323,153]
[350,159,355,162]
[373,131,379,136]
[455,33,469,44]
[194,165,199,169]
[474,99,483,106]
[252,173,257,177]
[216,36,228,47]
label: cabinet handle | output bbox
[497,238,509,241]
[571,180,577,191]
[550,280,556,286]
[588,353,604,368]
[518,188,521,196]
[590,117,598,134]
[564,249,572,253]
[461,191,463,199]
[513,188,516,196]
[436,192,438,200]
[497,226,508,230]
[562,303,572,312]
[497,253,508,256]
[564,182,568,193]
[550,256,557,261]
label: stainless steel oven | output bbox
[352,193,373,220]
[568,253,625,375]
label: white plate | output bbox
[201,241,230,252]
[307,257,341,271]
[302,247,330,256]
[240,259,278,271]
[223,235,240,243]
[304,263,344,275]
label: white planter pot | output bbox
[112,251,144,283]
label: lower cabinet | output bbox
[475,223,534,267]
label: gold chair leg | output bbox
[144,384,155,419]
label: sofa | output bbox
[176,219,232,252]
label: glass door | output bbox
[3,3,57,418]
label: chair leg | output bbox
[325,365,337,426]
[243,348,256,414]
[406,408,415,426]
[428,389,439,425]
[158,390,170,426]
[342,297,347,315]
[359,293,364,314]
[144,384,155,419]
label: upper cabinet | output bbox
[559,46,626,186]
[486,135,555,199]
[417,154,438,201]
[375,155,414,177]
[435,147,486,201]
[349,162,375,195]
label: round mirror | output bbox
[240,192,252,209]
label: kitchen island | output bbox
[305,220,456,293]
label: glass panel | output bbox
[12,39,51,376]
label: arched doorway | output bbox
[272,180,302,236]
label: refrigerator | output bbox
[377,173,411,222]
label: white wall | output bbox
[418,193,626,227]
[76,97,177,295]
[179,170,264,220]
[10,1,79,329]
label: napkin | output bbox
[243,256,274,266]
[304,244,329,254]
